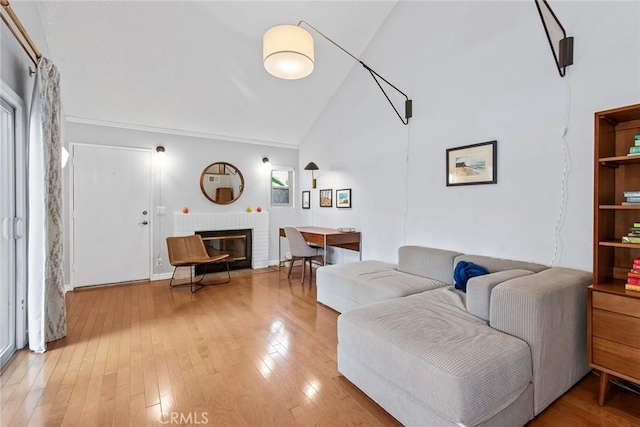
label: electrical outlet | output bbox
[156,257,162,267]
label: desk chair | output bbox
[166,235,230,293]
[284,227,324,284]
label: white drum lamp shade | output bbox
[263,25,314,79]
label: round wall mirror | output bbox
[200,162,244,204]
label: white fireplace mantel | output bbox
[173,212,269,269]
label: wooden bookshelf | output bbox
[593,104,640,284]
[589,103,640,406]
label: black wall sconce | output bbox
[534,0,574,77]
[304,162,319,189]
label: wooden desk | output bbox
[279,226,361,266]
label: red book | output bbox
[629,271,640,279]
[628,277,640,285]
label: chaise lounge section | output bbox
[318,246,592,426]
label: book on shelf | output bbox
[622,236,640,244]
[627,197,640,203]
[626,283,640,292]
[629,277,640,286]
[624,191,640,197]
[630,146,640,154]
[634,223,640,228]
[629,272,640,280]
[621,202,640,205]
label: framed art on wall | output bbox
[302,191,310,209]
[319,189,332,207]
[336,189,351,208]
[446,140,497,186]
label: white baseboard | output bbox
[152,272,174,281]
[64,284,74,293]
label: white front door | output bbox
[71,144,152,287]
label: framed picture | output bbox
[336,188,352,208]
[446,140,497,186]
[319,189,332,207]
[302,191,310,209]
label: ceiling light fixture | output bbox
[263,21,412,125]
[304,161,319,189]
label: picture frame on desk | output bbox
[336,188,351,208]
[302,191,310,209]
[320,189,332,207]
[446,140,497,186]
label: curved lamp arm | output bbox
[298,20,412,125]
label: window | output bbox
[271,168,294,207]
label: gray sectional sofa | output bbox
[317,246,592,427]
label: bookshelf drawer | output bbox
[592,292,640,318]
[592,337,640,381]
[593,309,640,348]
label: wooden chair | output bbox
[166,235,230,293]
[284,227,324,284]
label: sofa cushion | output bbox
[466,269,534,321]
[317,261,448,313]
[455,254,547,274]
[398,246,463,284]
[338,287,532,426]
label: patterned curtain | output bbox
[28,57,66,352]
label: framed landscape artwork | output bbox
[319,189,332,207]
[446,140,497,186]
[302,191,310,209]
[336,189,352,208]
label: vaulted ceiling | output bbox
[36,1,398,147]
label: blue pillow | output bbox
[454,261,489,292]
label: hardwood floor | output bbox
[2,267,640,426]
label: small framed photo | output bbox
[319,189,332,207]
[302,191,310,209]
[336,188,352,208]
[446,140,497,186]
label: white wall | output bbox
[65,122,299,278]
[300,1,640,270]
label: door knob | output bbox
[139,220,149,225]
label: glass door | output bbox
[1,96,17,367]
[1,82,26,369]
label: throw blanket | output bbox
[454,261,489,292]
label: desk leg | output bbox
[324,235,328,265]
[278,235,282,270]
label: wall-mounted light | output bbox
[262,157,271,168]
[534,0,574,77]
[304,161,319,189]
[155,145,166,167]
[263,21,412,125]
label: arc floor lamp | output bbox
[263,21,412,125]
